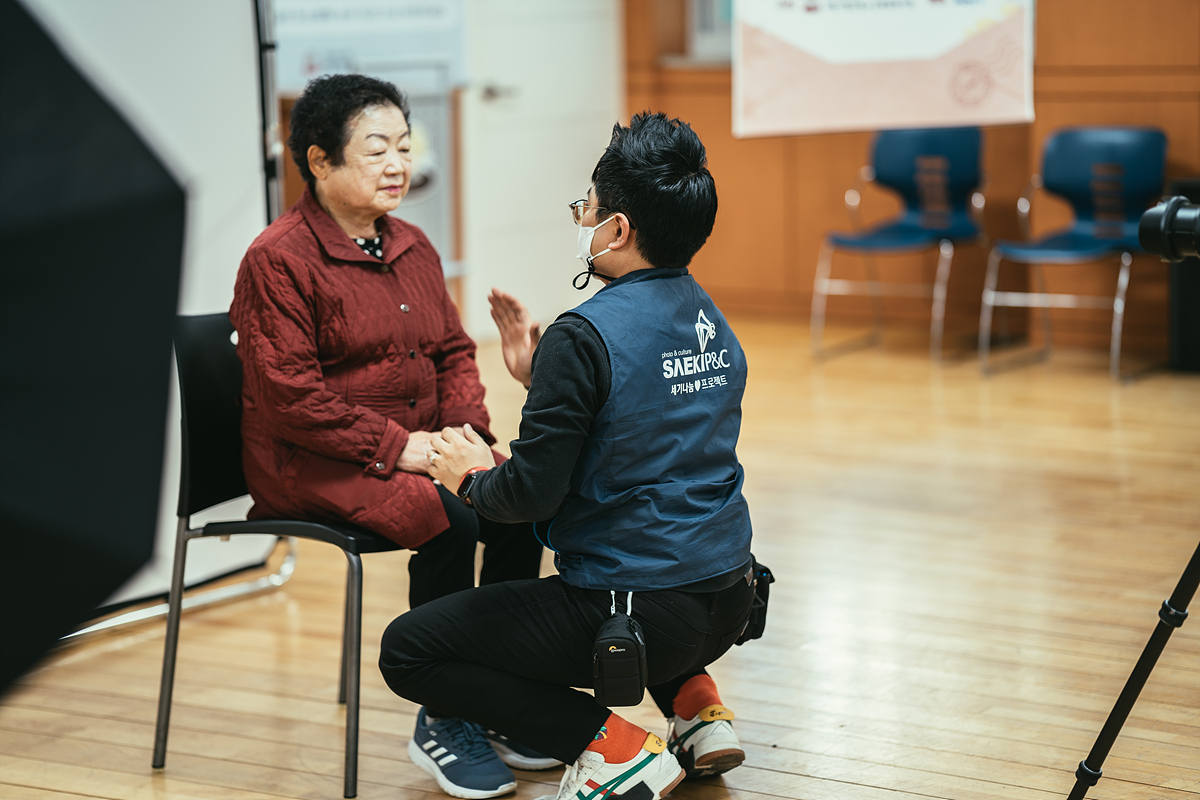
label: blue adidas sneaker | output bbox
[408,708,517,799]
[484,729,562,770]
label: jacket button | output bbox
[408,398,417,408]
[400,303,410,313]
[409,349,416,359]
[380,265,390,273]
[374,461,385,471]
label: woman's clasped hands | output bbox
[427,423,495,493]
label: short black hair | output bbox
[590,112,717,270]
[287,74,410,185]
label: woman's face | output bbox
[311,103,411,219]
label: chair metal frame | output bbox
[152,313,401,799]
[811,161,989,361]
[61,537,297,642]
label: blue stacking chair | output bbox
[979,127,1166,379]
[811,127,987,359]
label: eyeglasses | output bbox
[568,199,609,226]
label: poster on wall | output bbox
[733,0,1034,138]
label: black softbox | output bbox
[0,0,185,691]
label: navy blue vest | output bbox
[546,268,753,591]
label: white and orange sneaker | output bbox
[534,732,684,800]
[667,704,744,779]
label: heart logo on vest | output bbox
[696,309,717,353]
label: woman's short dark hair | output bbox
[590,112,718,270]
[287,74,410,185]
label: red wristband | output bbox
[457,466,492,507]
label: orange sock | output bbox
[586,713,649,763]
[673,674,723,720]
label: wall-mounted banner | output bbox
[733,0,1034,138]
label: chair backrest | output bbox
[174,313,248,518]
[872,127,982,227]
[1041,127,1166,238]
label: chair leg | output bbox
[1033,262,1054,361]
[810,240,834,357]
[342,552,363,799]
[153,519,193,769]
[1111,251,1132,380]
[930,239,953,360]
[863,253,884,346]
[338,558,352,705]
[979,247,1002,374]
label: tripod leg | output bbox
[1066,538,1200,800]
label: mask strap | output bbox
[572,265,617,291]
[586,247,611,269]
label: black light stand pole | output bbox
[1067,539,1200,800]
[253,0,283,225]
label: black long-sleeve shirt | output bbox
[471,314,610,523]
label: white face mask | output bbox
[576,213,617,268]
[573,214,617,290]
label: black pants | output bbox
[406,485,544,608]
[378,572,754,764]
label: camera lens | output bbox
[1140,196,1200,261]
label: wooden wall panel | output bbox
[1036,0,1200,68]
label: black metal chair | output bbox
[153,313,402,799]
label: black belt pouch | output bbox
[736,559,775,645]
[592,612,647,707]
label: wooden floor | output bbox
[4,317,1200,800]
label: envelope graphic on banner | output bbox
[733,0,1033,138]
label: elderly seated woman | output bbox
[229,74,546,796]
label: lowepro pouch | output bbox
[735,558,775,645]
[592,591,647,707]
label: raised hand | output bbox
[488,288,540,388]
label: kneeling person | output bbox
[380,112,754,800]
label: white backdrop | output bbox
[20,0,277,607]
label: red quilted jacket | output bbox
[230,188,495,547]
